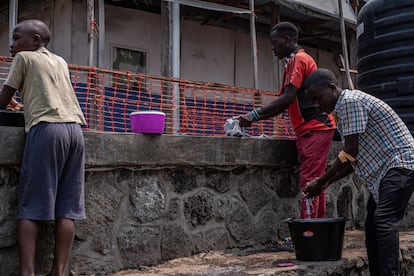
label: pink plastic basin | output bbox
[130,111,166,134]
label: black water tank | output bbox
[357,0,414,133]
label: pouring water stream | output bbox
[305,197,313,219]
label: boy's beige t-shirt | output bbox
[5,47,86,132]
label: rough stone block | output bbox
[0,167,19,248]
[184,190,214,229]
[76,171,123,255]
[161,224,192,260]
[170,169,198,194]
[205,170,230,193]
[118,225,162,266]
[224,196,254,244]
[130,172,165,223]
[239,171,271,216]
[205,227,228,250]
[253,209,278,244]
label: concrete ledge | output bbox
[0,127,298,167]
[83,132,298,167]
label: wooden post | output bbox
[9,0,18,45]
[270,2,279,27]
[161,1,173,133]
[338,0,354,89]
[171,2,180,133]
[87,0,95,67]
[249,0,259,90]
[270,2,282,92]
[98,0,105,68]
[161,1,172,78]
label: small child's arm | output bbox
[0,85,18,110]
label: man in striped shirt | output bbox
[303,68,414,276]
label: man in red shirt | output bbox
[239,22,336,218]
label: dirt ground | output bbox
[112,231,376,276]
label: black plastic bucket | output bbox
[285,217,347,261]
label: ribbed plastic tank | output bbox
[357,0,414,133]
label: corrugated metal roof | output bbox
[278,0,357,25]
[164,0,358,26]
[164,0,251,13]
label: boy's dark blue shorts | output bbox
[17,122,86,220]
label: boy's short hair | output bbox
[17,19,51,46]
[303,68,338,92]
[270,22,298,37]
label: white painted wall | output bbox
[234,32,276,90]
[71,1,91,66]
[181,21,235,86]
[51,0,73,62]
[104,6,162,76]
[181,21,277,91]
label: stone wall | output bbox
[0,126,412,275]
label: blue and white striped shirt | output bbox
[334,89,414,202]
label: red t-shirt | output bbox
[278,49,336,135]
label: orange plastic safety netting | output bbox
[0,57,295,140]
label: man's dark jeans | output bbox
[365,168,414,276]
